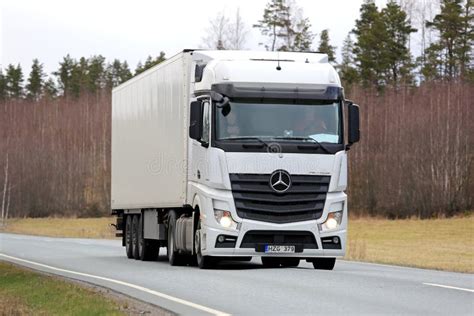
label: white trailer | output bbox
[112,50,360,269]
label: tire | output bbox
[132,215,140,259]
[195,220,215,269]
[261,257,281,268]
[125,215,133,259]
[138,215,159,261]
[167,211,186,266]
[312,258,336,270]
[280,258,300,267]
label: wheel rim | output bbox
[195,229,201,258]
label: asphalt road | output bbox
[1,233,473,315]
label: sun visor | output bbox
[211,83,342,100]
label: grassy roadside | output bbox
[0,261,124,315]
[346,216,474,273]
[1,215,473,273]
[0,217,117,239]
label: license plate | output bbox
[264,245,296,253]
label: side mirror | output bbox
[348,103,360,145]
[189,101,203,141]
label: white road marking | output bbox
[423,283,474,293]
[0,253,230,316]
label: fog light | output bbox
[320,211,343,232]
[332,236,339,244]
[214,210,238,230]
[217,235,225,243]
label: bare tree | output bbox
[201,11,230,50]
[1,153,8,225]
[5,183,11,222]
[227,8,249,50]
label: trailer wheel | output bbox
[167,211,185,266]
[312,258,336,270]
[138,215,159,261]
[280,258,300,267]
[132,215,140,259]
[195,220,215,269]
[125,215,133,259]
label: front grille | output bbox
[230,173,330,223]
[240,230,318,249]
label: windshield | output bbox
[216,100,342,144]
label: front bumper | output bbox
[202,220,346,258]
[201,191,347,258]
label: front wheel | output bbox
[167,211,186,266]
[195,221,215,269]
[312,258,336,270]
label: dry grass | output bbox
[0,294,34,316]
[0,217,117,239]
[1,216,473,272]
[346,215,474,273]
[0,262,124,315]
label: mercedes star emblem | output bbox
[269,170,292,193]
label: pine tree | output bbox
[424,0,472,79]
[135,61,144,76]
[5,64,24,99]
[339,34,359,86]
[26,59,46,100]
[43,77,58,98]
[317,29,336,62]
[87,55,106,93]
[106,59,132,88]
[352,0,386,87]
[255,0,314,52]
[54,55,75,96]
[459,0,473,80]
[254,0,287,51]
[119,61,132,83]
[69,57,88,98]
[135,52,166,76]
[0,69,6,101]
[293,17,313,52]
[380,1,417,85]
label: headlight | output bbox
[214,210,238,230]
[319,211,343,232]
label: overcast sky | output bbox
[0,0,388,75]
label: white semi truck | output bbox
[111,50,360,269]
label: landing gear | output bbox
[138,215,159,261]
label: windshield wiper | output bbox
[271,136,332,154]
[221,137,270,148]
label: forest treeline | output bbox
[0,0,473,218]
